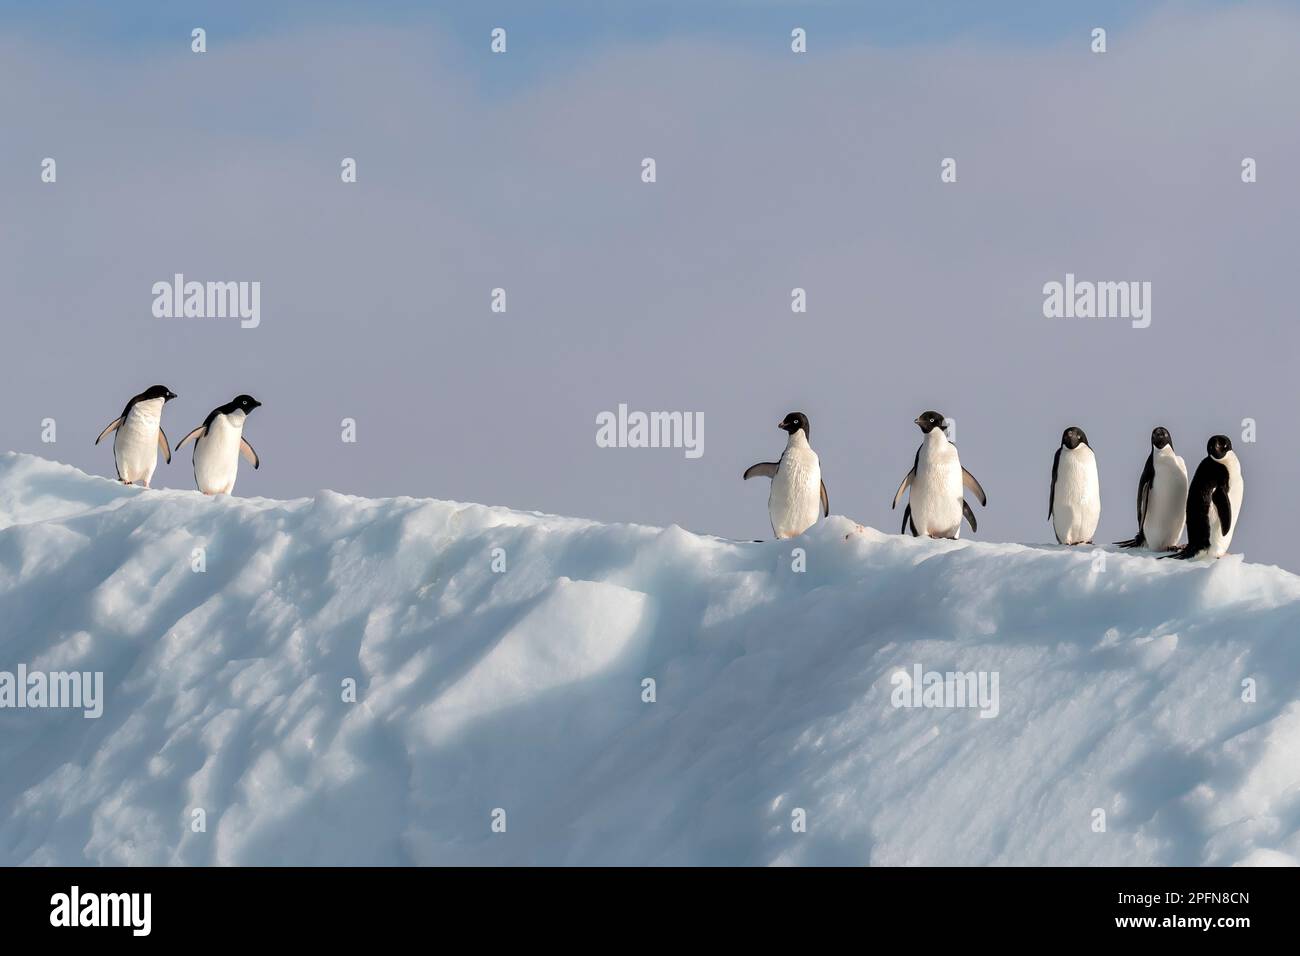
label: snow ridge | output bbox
[1,452,1298,865]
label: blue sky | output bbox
[2,1,1229,55]
[1,2,1245,103]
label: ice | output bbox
[1,452,1297,865]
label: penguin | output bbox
[892,410,986,539]
[1165,435,1243,560]
[94,384,178,487]
[1115,426,1188,551]
[1048,426,1100,545]
[175,395,262,495]
[743,411,829,539]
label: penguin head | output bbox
[1061,426,1088,450]
[1151,426,1172,450]
[140,385,177,403]
[1207,434,1232,460]
[778,412,809,439]
[914,410,947,434]
[232,394,262,414]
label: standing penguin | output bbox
[1115,426,1188,551]
[1166,435,1243,560]
[94,384,178,487]
[175,395,262,495]
[892,410,986,538]
[1048,426,1100,545]
[743,411,829,539]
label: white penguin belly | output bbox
[769,446,821,539]
[113,398,164,486]
[1142,451,1188,549]
[1208,452,1243,557]
[1052,445,1100,545]
[193,414,244,495]
[910,438,964,538]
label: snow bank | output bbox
[1,451,1298,866]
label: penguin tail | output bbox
[1114,534,1145,549]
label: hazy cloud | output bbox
[3,4,1298,566]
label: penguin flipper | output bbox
[1121,450,1157,548]
[743,462,778,480]
[962,467,987,507]
[175,426,205,451]
[157,428,172,464]
[893,448,920,509]
[1212,486,1231,535]
[820,480,829,518]
[1048,447,1060,519]
[892,471,913,510]
[1136,453,1155,529]
[95,417,123,445]
[240,437,260,469]
[961,499,978,534]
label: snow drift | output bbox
[1,451,1298,866]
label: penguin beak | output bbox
[913,417,923,426]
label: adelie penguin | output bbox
[94,384,178,487]
[175,395,262,495]
[892,410,986,538]
[1115,426,1188,551]
[1165,435,1243,560]
[743,411,829,539]
[1048,427,1100,545]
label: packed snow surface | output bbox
[1,452,1299,866]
